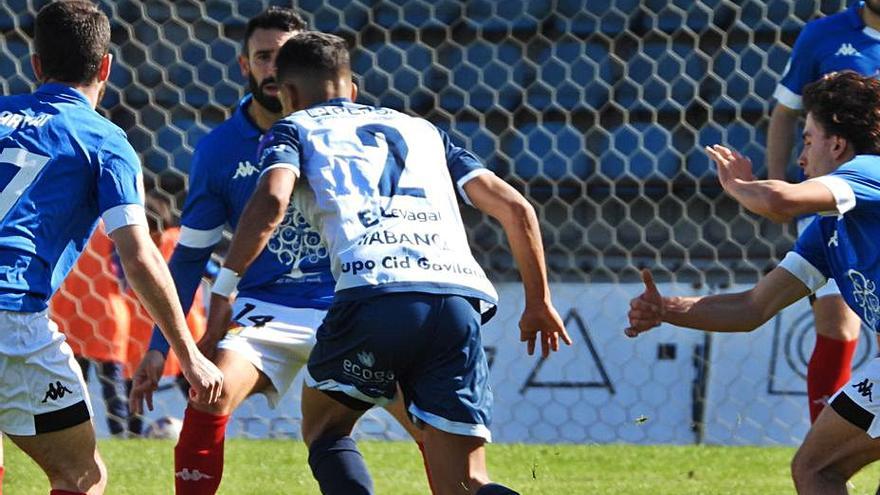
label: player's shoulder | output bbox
[799,8,860,44]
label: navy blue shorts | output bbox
[304,292,493,440]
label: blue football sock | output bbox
[308,434,374,495]
[476,483,520,495]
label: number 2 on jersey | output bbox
[356,124,426,198]
[0,146,50,221]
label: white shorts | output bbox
[217,297,324,408]
[797,216,841,298]
[0,310,92,436]
[830,357,880,437]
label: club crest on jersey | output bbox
[848,269,880,329]
[357,351,376,367]
[267,201,328,274]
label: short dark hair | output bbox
[34,1,111,84]
[243,7,307,54]
[276,32,350,83]
[803,70,880,155]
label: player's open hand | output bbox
[129,349,166,415]
[180,350,224,406]
[704,145,755,190]
[625,269,665,338]
[519,302,573,358]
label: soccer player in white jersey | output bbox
[209,32,571,495]
[128,9,429,495]
[628,71,880,494]
[767,0,880,423]
[0,2,222,494]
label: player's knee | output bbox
[48,452,106,493]
[189,386,237,416]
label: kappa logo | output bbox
[854,378,874,402]
[357,350,376,367]
[835,43,861,57]
[232,160,258,179]
[41,381,73,403]
[828,229,839,248]
[175,468,214,481]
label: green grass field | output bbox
[6,439,880,494]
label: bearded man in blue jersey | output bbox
[211,32,572,495]
[629,71,880,494]
[767,0,880,423]
[0,2,222,494]
[129,9,428,495]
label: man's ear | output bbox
[238,54,250,80]
[31,54,43,81]
[350,81,358,102]
[97,53,112,83]
[832,135,850,160]
[279,82,298,114]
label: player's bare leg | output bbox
[792,405,880,494]
[175,349,270,494]
[809,295,861,420]
[8,421,106,494]
[420,424,493,495]
[382,388,434,492]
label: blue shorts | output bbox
[304,292,493,440]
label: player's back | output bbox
[0,83,141,312]
[264,98,497,309]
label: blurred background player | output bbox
[123,191,207,435]
[217,32,571,495]
[767,0,880,422]
[629,71,880,494]
[0,2,222,494]
[50,223,131,436]
[129,9,428,495]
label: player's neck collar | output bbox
[307,97,352,110]
[235,94,262,138]
[35,83,90,106]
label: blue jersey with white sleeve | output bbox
[149,95,334,354]
[775,1,880,112]
[258,98,498,311]
[0,83,146,312]
[779,155,880,331]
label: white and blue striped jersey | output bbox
[0,83,145,312]
[259,98,498,310]
[780,154,880,332]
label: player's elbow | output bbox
[491,193,535,228]
[760,190,799,224]
[251,191,288,227]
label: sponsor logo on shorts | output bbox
[343,350,393,383]
[41,381,73,403]
[854,378,875,402]
[176,468,214,481]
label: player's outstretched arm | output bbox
[464,173,572,357]
[204,168,298,353]
[626,266,811,337]
[110,224,223,412]
[766,103,801,181]
[705,144,836,223]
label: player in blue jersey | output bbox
[210,32,571,495]
[0,2,222,494]
[127,10,427,495]
[766,0,880,423]
[629,71,880,493]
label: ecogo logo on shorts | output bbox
[343,350,395,383]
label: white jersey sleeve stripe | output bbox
[102,204,147,234]
[778,251,828,293]
[456,168,493,206]
[259,163,300,178]
[809,175,856,215]
[772,84,802,110]
[179,225,224,249]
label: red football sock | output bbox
[174,406,229,495]
[1,465,5,495]
[807,334,858,422]
[417,441,437,495]
[49,491,86,495]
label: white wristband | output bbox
[212,267,241,298]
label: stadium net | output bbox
[0,0,861,444]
